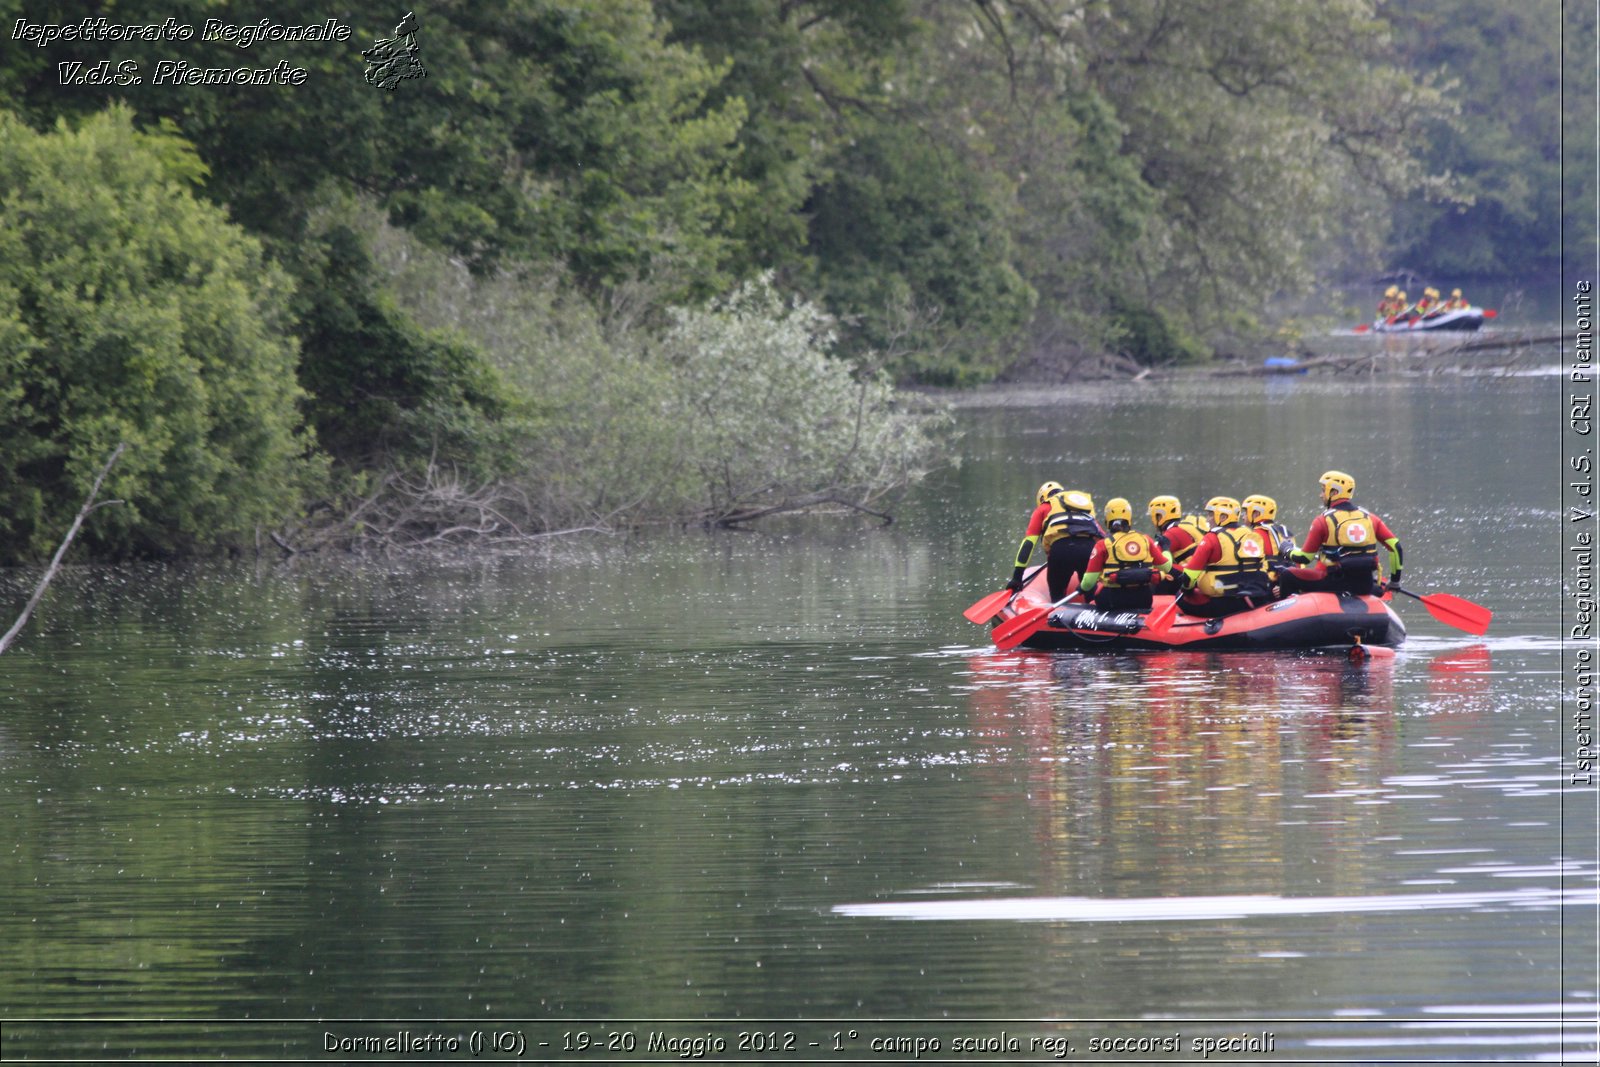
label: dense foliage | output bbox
[657,276,953,521]
[366,219,948,534]
[0,0,1561,562]
[0,108,311,563]
[1383,0,1566,278]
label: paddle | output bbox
[963,588,1015,624]
[1483,308,1498,318]
[991,593,1081,651]
[1141,596,1181,638]
[1389,586,1492,636]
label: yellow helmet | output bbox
[1451,288,1462,297]
[1204,495,1241,527]
[1397,290,1407,300]
[1384,285,1398,297]
[1318,470,1356,505]
[1036,480,1064,505]
[1425,286,1439,297]
[1104,497,1133,527]
[1061,490,1094,513]
[1148,494,1182,527]
[1242,494,1278,523]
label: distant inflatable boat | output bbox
[1371,307,1485,333]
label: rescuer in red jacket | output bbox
[1080,498,1171,613]
[1005,481,1065,594]
[1148,494,1207,595]
[1037,488,1106,601]
[1175,496,1275,618]
[1286,470,1402,596]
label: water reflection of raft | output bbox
[995,583,1405,653]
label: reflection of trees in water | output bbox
[962,647,1494,899]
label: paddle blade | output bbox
[963,589,1013,624]
[1483,308,1497,318]
[1393,586,1492,635]
[991,606,1051,651]
[1353,323,1370,333]
[1142,597,1180,638]
[1417,591,1492,636]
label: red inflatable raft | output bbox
[991,568,1405,653]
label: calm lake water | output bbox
[1,362,1595,1061]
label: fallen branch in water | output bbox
[0,443,125,655]
[713,493,896,527]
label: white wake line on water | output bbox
[833,886,1596,923]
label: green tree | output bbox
[657,0,920,279]
[824,0,1451,371]
[292,210,519,479]
[1070,0,1453,332]
[0,1,763,542]
[0,0,755,295]
[803,124,1037,384]
[0,108,312,562]
[1384,0,1562,277]
[888,3,1162,370]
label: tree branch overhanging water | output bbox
[0,443,125,656]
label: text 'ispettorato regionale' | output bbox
[11,17,354,87]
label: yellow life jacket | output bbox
[1318,504,1379,562]
[1101,530,1157,587]
[1040,498,1100,552]
[1195,526,1269,598]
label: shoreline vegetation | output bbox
[0,1,1574,566]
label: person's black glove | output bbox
[1005,575,1023,593]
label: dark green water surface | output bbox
[1,372,1594,1061]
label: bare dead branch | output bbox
[0,442,125,655]
[714,493,895,528]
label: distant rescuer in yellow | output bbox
[1376,285,1405,319]
[1079,498,1171,613]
